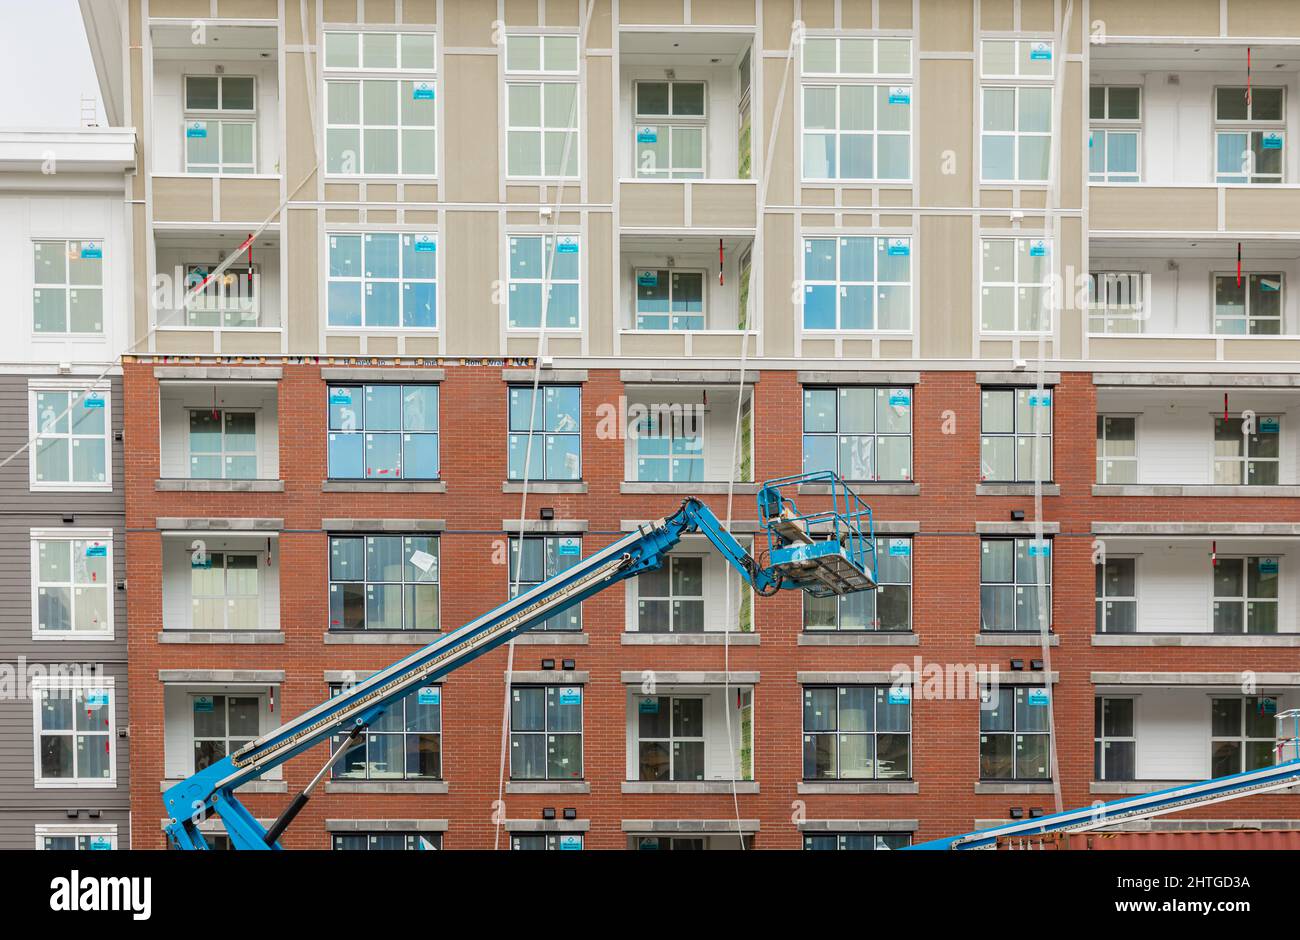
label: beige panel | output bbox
[691,334,757,358]
[506,211,540,225]
[1229,0,1300,35]
[284,0,314,40]
[587,212,614,356]
[325,183,360,201]
[880,214,912,227]
[877,0,912,29]
[505,0,539,25]
[153,177,214,222]
[323,0,359,24]
[405,184,439,202]
[1057,217,1083,360]
[284,53,317,193]
[402,0,438,25]
[133,205,149,344]
[800,188,835,206]
[217,0,278,17]
[620,182,686,227]
[545,337,582,356]
[588,0,613,47]
[507,185,541,203]
[327,209,360,223]
[843,189,872,207]
[619,0,684,24]
[1089,0,1219,35]
[763,57,795,206]
[445,211,500,356]
[800,339,836,358]
[219,178,281,223]
[841,1,870,29]
[691,183,757,228]
[363,0,396,22]
[326,335,362,355]
[366,184,398,203]
[442,0,495,45]
[1224,339,1300,361]
[620,333,687,358]
[878,190,912,208]
[980,189,1013,208]
[150,0,210,16]
[367,335,399,355]
[286,208,319,353]
[763,0,796,51]
[1226,189,1300,233]
[157,330,214,354]
[405,210,439,224]
[1088,337,1217,360]
[843,215,875,227]
[405,336,440,356]
[366,210,397,223]
[878,340,914,358]
[919,214,972,359]
[800,0,834,28]
[1061,63,1083,210]
[842,340,872,359]
[586,56,614,206]
[131,47,144,197]
[1020,190,1046,209]
[920,57,973,209]
[919,0,973,52]
[978,340,1013,358]
[1019,0,1055,31]
[544,0,580,26]
[762,213,795,357]
[979,0,1013,30]
[803,213,836,227]
[692,0,756,25]
[1090,186,1218,231]
[444,54,499,203]
[980,215,1013,229]
[221,331,283,355]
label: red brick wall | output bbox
[124,362,1300,849]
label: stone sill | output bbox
[797,781,918,795]
[620,482,759,495]
[622,633,758,645]
[324,631,442,645]
[323,481,446,493]
[162,778,285,793]
[158,631,285,644]
[621,781,759,794]
[799,633,919,646]
[1092,634,1300,647]
[976,483,1061,496]
[505,781,590,795]
[156,479,284,492]
[975,634,1060,646]
[502,481,587,494]
[799,482,919,496]
[1093,484,1300,498]
[512,632,590,645]
[974,782,1055,794]
[325,780,449,794]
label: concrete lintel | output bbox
[325,818,448,832]
[155,479,285,493]
[621,633,760,646]
[620,482,760,495]
[509,670,588,684]
[324,781,449,795]
[797,671,905,684]
[501,518,588,533]
[1092,521,1300,536]
[321,368,445,382]
[621,819,760,833]
[1092,671,1300,686]
[502,368,588,383]
[798,633,920,646]
[157,631,285,645]
[322,518,446,531]
[976,371,1061,386]
[620,369,761,384]
[796,781,920,795]
[323,631,443,645]
[1092,634,1300,647]
[154,366,282,381]
[1093,484,1300,498]
[974,782,1056,794]
[157,517,283,531]
[322,481,447,493]
[975,521,1060,535]
[620,671,759,685]
[622,518,760,533]
[505,781,591,795]
[502,481,588,494]
[158,669,284,683]
[976,483,1061,497]
[1094,372,1300,388]
[797,370,920,385]
[800,483,921,497]
[621,781,760,795]
[504,819,590,832]
[798,818,919,832]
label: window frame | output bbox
[32,238,105,336]
[328,682,443,781]
[506,234,582,330]
[801,236,914,333]
[1087,272,1145,334]
[1212,555,1280,635]
[190,550,262,631]
[508,535,583,632]
[32,676,116,789]
[632,79,708,179]
[635,555,705,634]
[979,536,1053,633]
[1212,271,1283,335]
[509,684,584,781]
[328,533,441,633]
[979,386,1053,484]
[332,832,442,850]
[1096,414,1138,484]
[506,384,582,482]
[181,262,261,328]
[803,832,910,850]
[1213,413,1281,485]
[1211,696,1281,776]
[804,535,912,632]
[980,237,1052,333]
[801,385,914,482]
[1095,555,1138,635]
[633,267,708,331]
[30,528,114,641]
[182,74,258,175]
[635,694,707,781]
[1094,696,1137,782]
[191,692,262,772]
[35,824,118,851]
[980,84,1053,183]
[187,408,258,480]
[979,684,1053,781]
[326,232,439,330]
[632,404,704,483]
[326,382,442,481]
[504,34,581,180]
[801,684,912,781]
[1213,86,1285,185]
[511,832,584,850]
[29,382,113,493]
[1088,85,1142,184]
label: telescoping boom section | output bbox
[164,472,877,849]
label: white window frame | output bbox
[979,387,1053,484]
[1212,271,1283,335]
[187,408,258,480]
[31,528,114,641]
[633,267,707,331]
[506,234,582,331]
[635,694,707,781]
[1088,86,1142,183]
[801,235,914,333]
[183,74,258,175]
[803,832,911,850]
[35,824,118,851]
[980,39,1055,80]
[632,79,707,179]
[1211,696,1282,774]
[182,262,260,328]
[29,381,113,493]
[1214,86,1285,185]
[635,555,706,634]
[1095,555,1138,635]
[1094,696,1137,781]
[190,550,263,631]
[1212,555,1281,635]
[979,40,1053,185]
[325,232,440,330]
[980,237,1052,334]
[1088,271,1145,334]
[32,675,117,789]
[505,33,581,180]
[633,406,704,482]
[32,238,105,336]
[191,692,262,773]
[1096,414,1138,484]
[1213,413,1281,485]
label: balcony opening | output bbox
[162,682,281,781]
[625,536,753,635]
[620,234,754,332]
[161,532,279,633]
[625,685,753,782]
[158,381,278,481]
[622,385,753,484]
[154,230,281,330]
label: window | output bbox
[801,37,911,181]
[803,832,909,850]
[507,235,580,329]
[324,31,437,175]
[512,833,583,850]
[31,386,110,490]
[189,409,256,479]
[980,685,1051,780]
[1212,697,1279,776]
[636,557,703,633]
[1095,557,1136,634]
[191,552,260,630]
[327,384,440,479]
[1087,272,1144,333]
[981,40,1052,182]
[327,233,438,328]
[1089,86,1140,183]
[1215,87,1284,184]
[507,385,581,480]
[981,238,1050,332]
[183,263,259,327]
[36,826,117,851]
[1094,698,1135,781]
[803,236,912,332]
[981,39,1054,79]
[637,696,705,780]
[32,532,112,638]
[1214,414,1280,485]
[1096,416,1137,484]
[33,240,103,334]
[802,386,912,480]
[510,685,582,780]
[184,75,256,174]
[330,684,441,780]
[980,537,1052,633]
[633,80,705,178]
[802,686,911,780]
[1213,272,1282,335]
[329,535,440,631]
[980,387,1052,483]
[635,269,705,330]
[1213,556,1279,634]
[333,832,441,850]
[192,694,259,771]
[508,536,581,631]
[33,678,114,787]
[634,405,703,481]
[505,34,580,178]
[806,536,911,632]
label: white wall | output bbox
[623,687,749,780]
[619,248,747,330]
[163,683,282,780]
[624,535,749,632]
[161,534,280,631]
[158,382,279,479]
[618,65,741,179]
[151,58,280,175]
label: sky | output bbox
[0,0,104,127]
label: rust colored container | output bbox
[998,830,1300,850]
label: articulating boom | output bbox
[165,472,876,849]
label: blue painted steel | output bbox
[756,470,878,587]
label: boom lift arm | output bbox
[164,474,877,849]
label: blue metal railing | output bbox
[756,470,878,586]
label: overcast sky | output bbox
[0,0,104,127]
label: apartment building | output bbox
[73,0,1300,850]
[0,128,136,849]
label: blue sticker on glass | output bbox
[1259,697,1278,715]
[559,835,582,850]
[1028,240,1048,257]
[1027,542,1051,557]
[412,235,436,253]
[1259,278,1281,292]
[639,697,659,714]
[637,270,658,287]
[555,237,578,254]
[88,837,112,850]
[1259,557,1279,575]
[558,686,582,705]
[888,392,910,407]
[1260,416,1280,433]
[636,126,658,143]
[85,544,107,558]
[885,238,910,257]
[85,690,109,708]
[193,695,214,712]
[412,82,435,100]
[1028,393,1051,407]
[191,555,212,569]
[1263,132,1283,150]
[80,242,103,260]
[1027,688,1050,706]
[888,686,911,704]
[83,395,104,409]
[1029,42,1052,61]
[186,121,208,138]
[888,541,911,557]
[887,86,910,105]
[329,391,353,406]
[417,686,441,706]
[558,537,580,556]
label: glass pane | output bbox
[186,76,220,110]
[222,77,255,111]
[362,32,398,69]
[672,82,705,116]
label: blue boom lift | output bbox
[165,471,878,849]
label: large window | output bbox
[634,405,703,481]
[1087,272,1144,333]
[31,386,110,490]
[1095,557,1136,634]
[36,826,117,851]
[505,34,580,178]
[980,537,1052,633]
[980,685,1051,780]
[182,262,259,328]
[802,685,911,780]
[633,80,705,178]
[1094,697,1135,781]
[329,535,440,632]
[1211,696,1279,776]
[1214,414,1279,485]
[508,536,581,631]
[637,696,705,781]
[327,384,440,480]
[33,678,114,787]
[801,36,911,181]
[512,833,583,850]
[510,685,582,781]
[191,552,260,630]
[507,385,580,481]
[1213,556,1279,634]
[327,233,438,328]
[636,556,703,633]
[1215,86,1284,184]
[981,238,1050,332]
[634,269,704,331]
[333,832,441,850]
[32,532,112,638]
[507,235,580,329]
[802,386,912,481]
[803,832,909,850]
[806,536,911,632]
[330,684,441,780]
[980,387,1052,483]
[189,409,256,479]
[981,40,1052,182]
[184,75,255,174]
[802,236,912,332]
[324,31,437,175]
[1096,415,1137,483]
[1088,86,1140,183]
[192,694,259,771]
[1213,272,1282,335]
[33,240,103,334]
